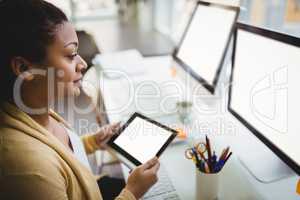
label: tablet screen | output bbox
[109,113,177,165]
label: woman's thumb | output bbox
[141,157,158,170]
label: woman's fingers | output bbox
[112,121,121,128]
[141,157,159,170]
[95,122,121,148]
[107,122,121,137]
[98,132,108,140]
[149,162,160,174]
[111,122,121,132]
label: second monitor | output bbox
[173,1,239,93]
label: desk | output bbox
[97,56,299,199]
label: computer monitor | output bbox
[229,23,300,180]
[173,1,239,94]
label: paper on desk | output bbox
[92,49,147,78]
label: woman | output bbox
[0,0,160,200]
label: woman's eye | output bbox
[68,53,78,60]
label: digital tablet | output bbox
[107,113,178,167]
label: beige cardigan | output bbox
[0,102,136,200]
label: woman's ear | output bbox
[10,57,34,81]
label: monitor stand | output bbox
[236,132,294,183]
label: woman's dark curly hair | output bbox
[0,0,68,102]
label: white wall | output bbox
[45,0,72,19]
[153,0,241,43]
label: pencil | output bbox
[220,147,230,160]
[204,162,210,173]
[205,135,213,172]
[223,152,232,166]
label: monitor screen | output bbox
[174,2,239,93]
[229,23,300,174]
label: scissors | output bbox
[185,148,196,160]
[194,142,207,155]
[185,142,207,160]
[185,142,207,161]
[184,147,201,168]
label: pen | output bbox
[212,151,217,162]
[205,135,213,171]
[211,151,217,172]
[214,159,225,173]
[223,152,232,167]
[199,159,205,172]
[215,160,224,173]
[192,148,201,166]
[216,152,232,171]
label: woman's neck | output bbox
[14,87,53,128]
[30,113,51,128]
[9,98,51,128]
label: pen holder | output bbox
[195,168,220,200]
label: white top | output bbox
[61,123,91,171]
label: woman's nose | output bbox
[76,55,88,73]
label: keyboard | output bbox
[142,165,181,200]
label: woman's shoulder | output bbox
[0,127,66,178]
[0,127,70,200]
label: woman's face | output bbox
[44,21,87,100]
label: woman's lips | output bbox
[73,79,82,87]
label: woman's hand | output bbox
[125,157,160,199]
[94,122,121,150]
